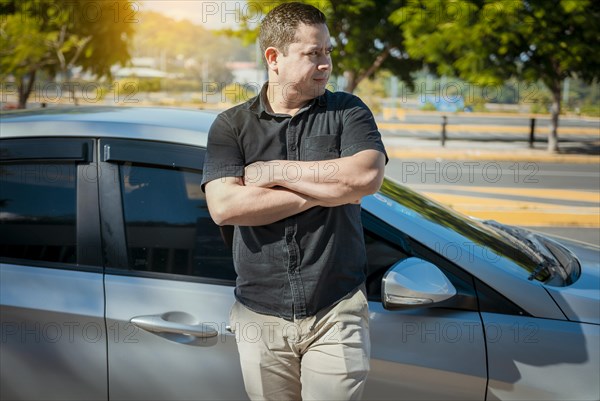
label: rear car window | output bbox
[0,163,77,264]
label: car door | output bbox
[0,138,107,400]
[99,139,247,400]
[360,212,488,400]
[100,137,486,401]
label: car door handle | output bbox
[130,314,218,338]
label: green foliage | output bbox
[161,79,204,93]
[579,103,600,117]
[1,0,133,107]
[394,0,600,93]
[232,0,423,92]
[0,13,53,78]
[1,0,132,77]
[393,0,600,150]
[354,71,390,114]
[420,102,437,111]
[135,78,162,93]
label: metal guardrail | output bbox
[438,116,537,148]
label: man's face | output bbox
[274,23,332,103]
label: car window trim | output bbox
[77,141,103,267]
[104,266,236,286]
[474,277,531,317]
[100,138,205,171]
[97,157,129,269]
[0,257,103,274]
[0,138,93,162]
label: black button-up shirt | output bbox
[201,83,387,320]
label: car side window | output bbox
[118,162,235,281]
[364,228,411,301]
[0,163,77,264]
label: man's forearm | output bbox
[245,150,385,203]
[205,179,317,226]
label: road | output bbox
[384,159,600,246]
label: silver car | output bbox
[1,106,599,401]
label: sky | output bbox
[141,0,253,30]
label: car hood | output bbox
[543,236,600,325]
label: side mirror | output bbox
[382,257,456,310]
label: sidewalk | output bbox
[382,135,600,164]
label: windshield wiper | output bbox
[482,220,563,283]
[528,260,555,281]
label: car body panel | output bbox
[0,120,210,148]
[0,264,107,400]
[104,275,247,401]
[541,237,600,325]
[0,107,213,148]
[482,312,600,400]
[545,275,600,325]
[364,303,487,400]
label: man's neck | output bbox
[265,83,311,116]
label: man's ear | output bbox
[265,47,279,72]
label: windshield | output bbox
[377,178,562,283]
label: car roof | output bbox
[0,106,217,147]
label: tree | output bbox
[0,0,133,108]
[232,0,422,93]
[393,0,600,152]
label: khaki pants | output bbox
[229,286,371,401]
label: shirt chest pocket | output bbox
[303,135,340,161]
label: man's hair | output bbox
[259,2,327,58]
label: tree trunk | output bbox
[548,84,561,153]
[343,70,357,93]
[17,70,37,109]
[343,48,391,93]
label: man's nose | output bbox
[318,58,331,71]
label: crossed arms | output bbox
[205,149,386,226]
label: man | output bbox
[202,3,387,400]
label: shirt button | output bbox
[290,144,297,151]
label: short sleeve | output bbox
[201,113,245,191]
[340,96,388,164]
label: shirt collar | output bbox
[248,83,268,116]
[249,82,328,117]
